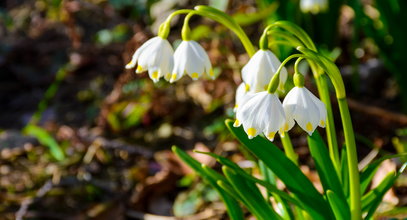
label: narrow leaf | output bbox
[340,147,350,199]
[362,163,406,219]
[307,132,348,206]
[195,150,303,208]
[326,190,351,220]
[225,119,333,219]
[172,146,244,220]
[23,124,65,161]
[222,166,282,220]
[360,153,407,194]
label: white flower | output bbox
[234,83,250,112]
[282,87,327,135]
[125,36,174,83]
[300,0,328,14]
[170,40,213,83]
[234,91,286,141]
[242,50,287,93]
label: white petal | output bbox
[170,42,188,83]
[242,50,285,93]
[236,92,285,141]
[283,87,322,135]
[234,83,247,112]
[125,37,159,69]
[191,41,213,80]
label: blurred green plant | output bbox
[95,24,132,46]
[23,65,70,161]
[350,0,407,112]
[173,182,219,217]
[23,124,65,161]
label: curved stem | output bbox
[294,57,304,74]
[181,12,194,41]
[164,9,194,23]
[298,47,361,220]
[338,98,360,220]
[194,5,256,56]
[162,7,256,56]
[267,54,305,93]
[314,73,340,175]
[267,30,304,48]
[280,133,298,165]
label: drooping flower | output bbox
[126,36,174,83]
[234,83,250,112]
[282,87,327,135]
[300,0,328,14]
[234,91,286,141]
[170,40,213,83]
[242,50,287,93]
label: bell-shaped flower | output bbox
[300,0,328,14]
[234,91,286,141]
[170,40,213,83]
[126,36,174,83]
[242,50,287,93]
[234,83,250,112]
[282,87,327,135]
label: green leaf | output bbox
[233,2,279,26]
[360,153,407,195]
[326,190,351,220]
[172,146,244,220]
[307,132,348,207]
[225,119,333,219]
[195,150,303,208]
[362,163,406,218]
[260,161,294,220]
[222,166,282,220]
[23,124,65,161]
[340,147,350,200]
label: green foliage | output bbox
[225,119,333,219]
[350,0,407,111]
[307,132,347,204]
[172,146,244,220]
[174,119,405,219]
[361,163,406,218]
[95,24,132,46]
[23,124,65,161]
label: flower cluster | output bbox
[126,37,213,83]
[126,23,327,142]
[234,49,327,141]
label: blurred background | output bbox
[0,0,406,219]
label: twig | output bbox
[347,98,407,125]
[15,180,53,220]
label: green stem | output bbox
[162,6,256,56]
[267,54,305,93]
[181,12,194,41]
[280,133,298,165]
[314,73,340,175]
[194,5,256,56]
[298,46,361,219]
[338,98,360,220]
